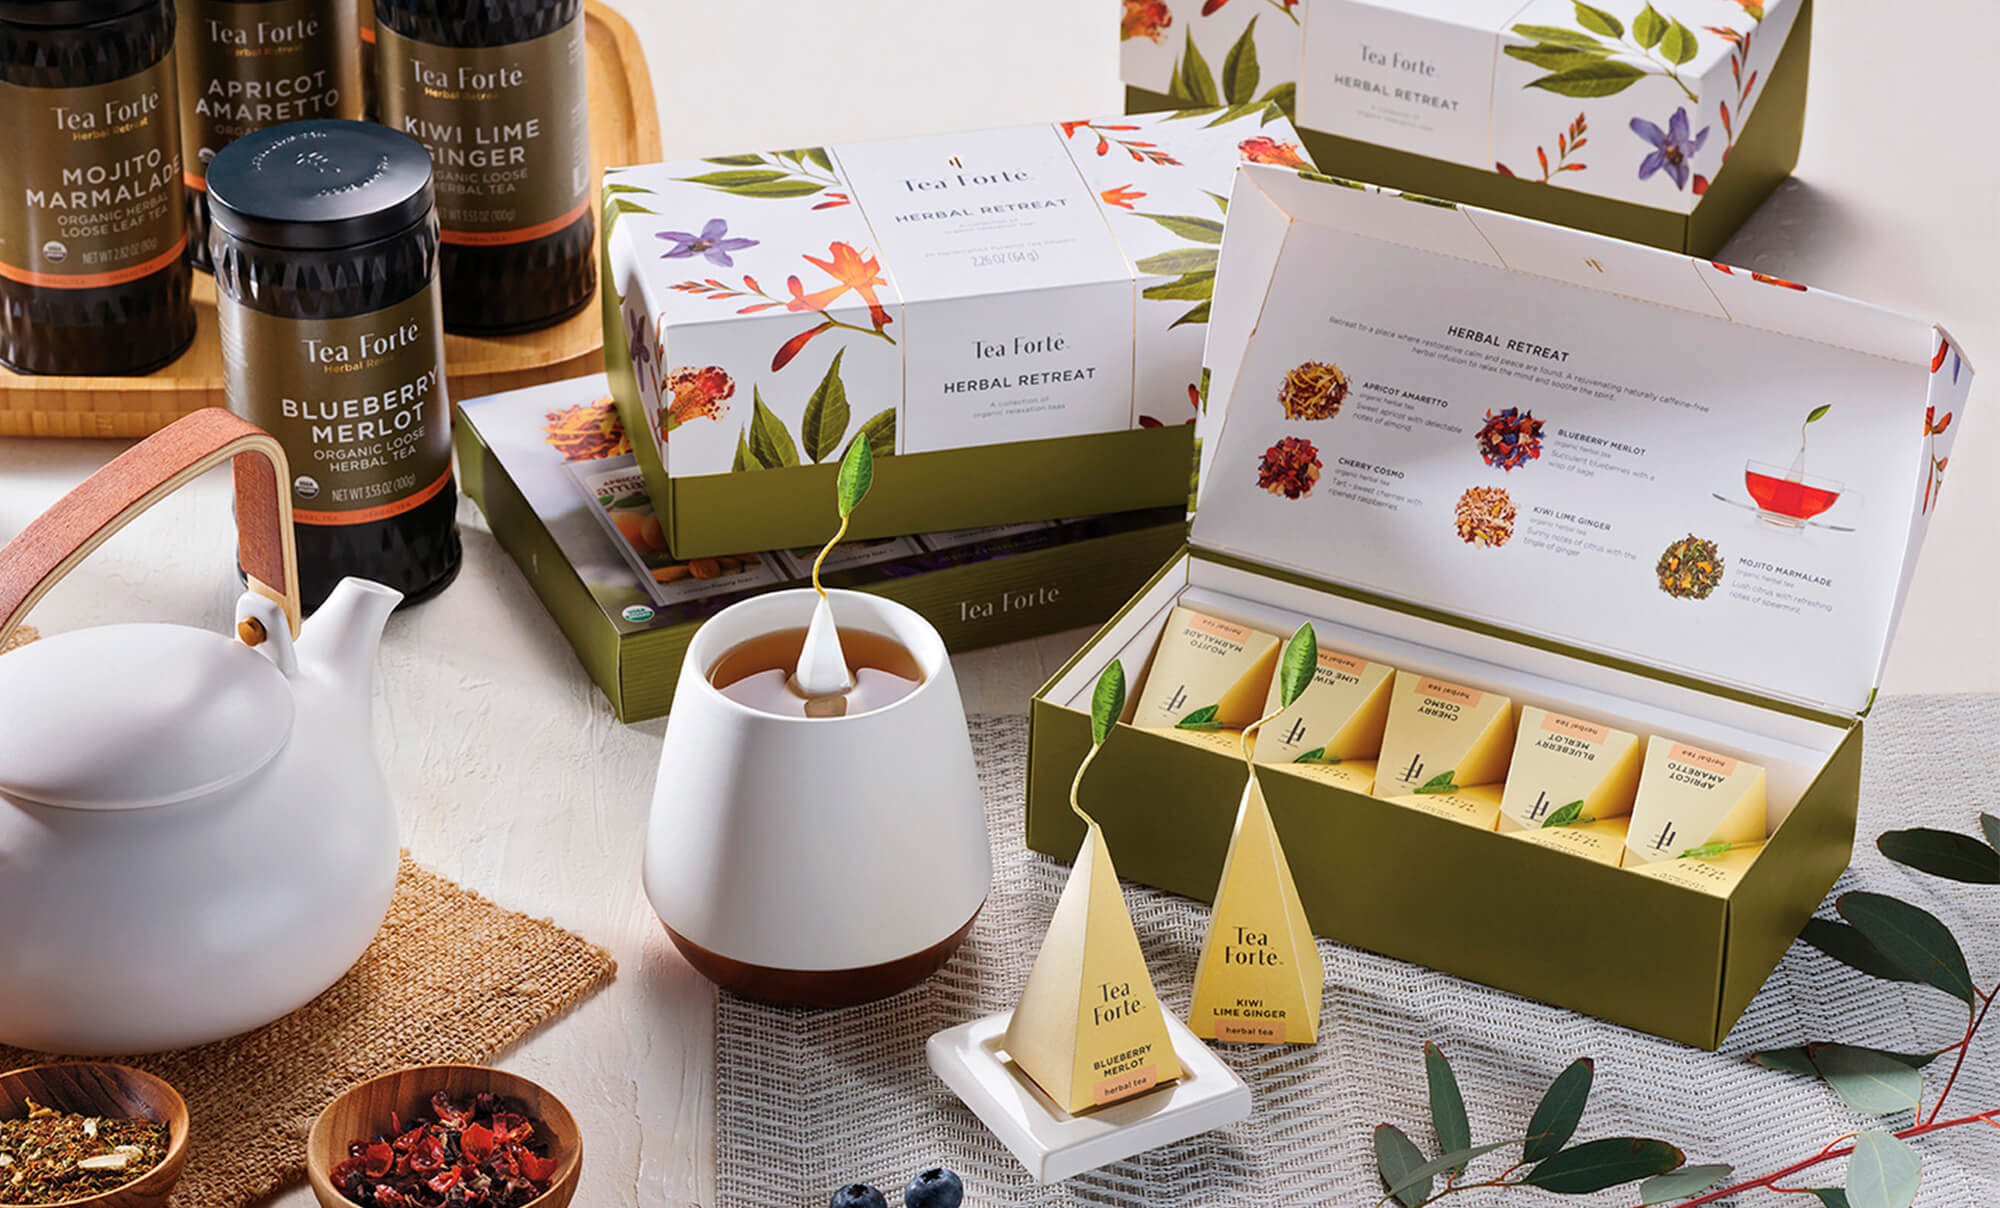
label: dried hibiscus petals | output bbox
[1277,360,1349,420]
[1257,436,1322,499]
[1474,406,1545,471]
[331,1090,558,1208]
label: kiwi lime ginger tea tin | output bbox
[373,0,594,335]
[207,119,461,613]
[0,0,195,375]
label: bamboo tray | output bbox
[0,0,660,439]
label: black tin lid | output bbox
[0,0,155,26]
[206,120,435,251]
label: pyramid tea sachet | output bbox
[1625,738,1767,868]
[1250,640,1392,796]
[1131,607,1282,755]
[1376,673,1515,827]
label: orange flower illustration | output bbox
[790,242,893,330]
[661,366,736,437]
[1122,0,1173,43]
[542,398,631,462]
[667,242,899,373]
[1238,136,1309,168]
[1100,184,1147,210]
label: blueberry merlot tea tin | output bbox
[206,119,461,613]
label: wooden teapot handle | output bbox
[0,409,301,649]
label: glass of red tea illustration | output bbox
[1744,459,1844,528]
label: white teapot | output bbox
[0,410,401,1055]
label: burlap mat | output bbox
[717,706,2000,1207]
[0,856,617,1208]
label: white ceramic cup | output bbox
[642,588,991,1005]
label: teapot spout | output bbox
[299,578,402,698]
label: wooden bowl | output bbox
[0,1063,190,1208]
[306,1066,580,1208]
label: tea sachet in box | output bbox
[1374,672,1515,828]
[1131,606,1281,756]
[1497,707,1642,865]
[1249,641,1392,795]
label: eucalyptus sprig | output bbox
[1372,814,2000,1208]
[1070,660,1127,825]
[1241,623,1318,766]
[810,436,874,597]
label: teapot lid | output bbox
[0,623,294,809]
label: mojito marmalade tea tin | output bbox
[206,118,461,612]
[0,0,195,375]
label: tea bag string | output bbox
[810,511,849,598]
[1239,701,1286,776]
[1068,742,1102,827]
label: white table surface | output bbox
[2,3,1996,1206]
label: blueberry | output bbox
[830,1184,888,1208]
[904,1167,964,1208]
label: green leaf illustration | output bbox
[679,169,792,188]
[702,153,769,166]
[1838,891,1977,1004]
[804,146,835,173]
[1809,1045,1923,1115]
[1632,4,1668,48]
[747,389,800,469]
[1176,29,1221,106]
[1136,212,1226,244]
[1800,918,1923,984]
[731,431,752,472]
[1293,747,1332,764]
[1423,1043,1471,1173]
[602,183,652,196]
[1984,812,2000,852]
[1660,20,1699,65]
[852,407,896,460]
[1169,300,1212,328]
[1222,17,1260,105]
[1175,704,1222,731]
[1142,272,1217,302]
[1843,1131,1920,1208]
[719,179,827,199]
[1523,1058,1593,1162]
[835,434,873,520]
[1512,23,1609,47]
[1503,43,1613,72]
[801,348,851,464]
[1415,770,1458,795]
[1203,101,1266,128]
[1259,82,1296,116]
[1372,1124,1431,1208]
[1525,1138,1685,1194]
[1807,403,1832,424]
[1278,624,1317,710]
[1572,2,1623,38]
[1134,247,1221,276]
[1639,1165,1732,1204]
[1877,826,2000,883]
[1379,1140,1519,1205]
[1676,841,1736,860]
[1206,190,1231,215]
[1091,660,1127,747]
[1540,801,1589,829]
[1526,59,1648,97]
[603,197,656,237]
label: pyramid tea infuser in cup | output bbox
[642,439,991,1006]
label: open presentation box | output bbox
[600,107,1315,558]
[1026,164,1973,1048]
[1121,0,1812,257]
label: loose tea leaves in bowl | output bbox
[330,1090,558,1208]
[0,1099,168,1206]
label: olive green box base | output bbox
[1025,548,1862,1050]
[1129,0,1812,259]
[458,403,1188,723]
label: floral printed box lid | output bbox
[603,107,1313,482]
[1122,0,1796,213]
[1190,164,1971,716]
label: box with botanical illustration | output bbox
[456,374,1189,722]
[1023,164,1974,1048]
[1119,0,1811,255]
[600,107,1314,557]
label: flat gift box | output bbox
[1024,163,1974,1048]
[599,107,1314,558]
[455,374,1188,723]
[1120,0,1811,256]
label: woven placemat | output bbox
[0,856,617,1208]
[717,705,2000,1207]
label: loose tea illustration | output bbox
[1258,436,1322,499]
[1453,486,1517,547]
[1473,407,1545,470]
[1656,534,1725,599]
[1278,360,1349,419]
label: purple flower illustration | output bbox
[625,306,651,368]
[657,218,758,267]
[1629,108,1709,191]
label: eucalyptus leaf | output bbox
[1135,248,1221,276]
[1526,59,1648,97]
[1091,661,1127,747]
[1984,812,2000,852]
[1141,271,1218,302]
[1877,827,2000,883]
[835,433,873,520]
[1136,212,1226,243]
[1810,1191,1851,1208]
[1372,1124,1431,1208]
[1844,1131,1920,1208]
[1541,801,1588,829]
[1415,770,1458,795]
[1523,1058,1593,1163]
[1380,1139,1521,1203]
[801,349,851,464]
[1571,1,1623,38]
[1632,3,1667,48]
[1807,403,1832,424]
[1177,31,1221,106]
[1810,1045,1923,1115]
[1221,17,1260,104]
[678,169,791,188]
[1660,20,1699,65]
[1801,918,1922,984]
[1838,891,1977,1005]
[1752,1046,1822,1077]
[1175,704,1222,731]
[1526,1138,1684,1194]
[1423,1043,1472,1173]
[1278,624,1317,710]
[852,408,896,460]
[747,389,799,469]
[1639,1164,1732,1204]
